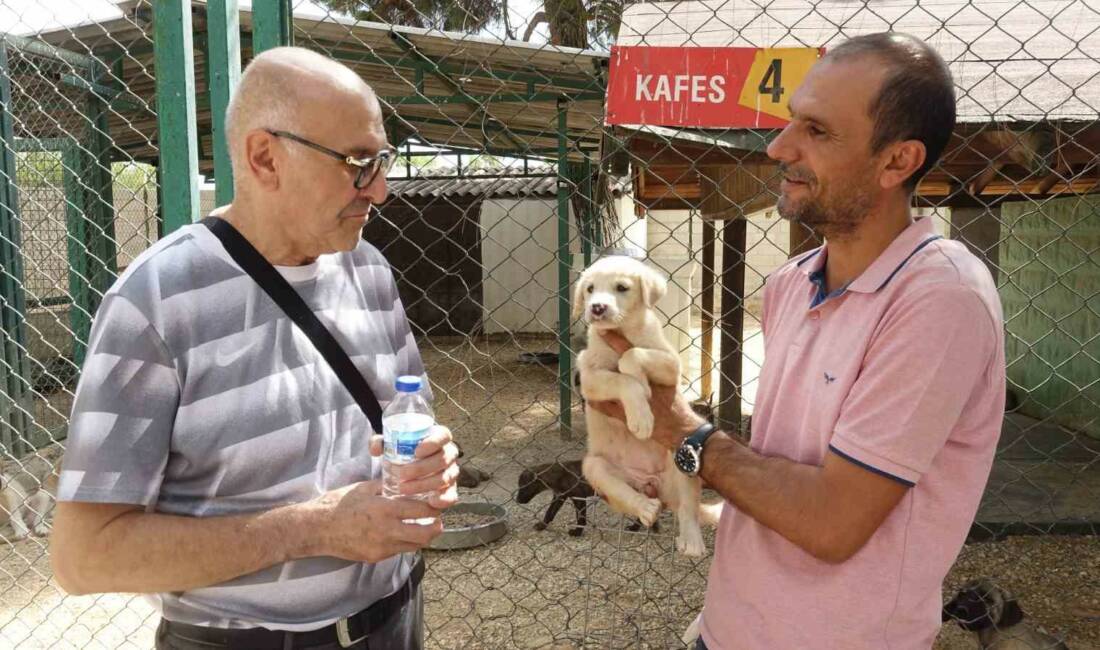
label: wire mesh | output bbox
[0,0,1096,648]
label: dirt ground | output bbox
[1,336,1097,649]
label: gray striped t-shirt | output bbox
[58,222,429,630]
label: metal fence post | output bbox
[0,42,29,456]
[153,0,200,232]
[253,0,292,53]
[61,141,91,367]
[87,59,118,298]
[207,0,241,206]
[557,99,573,439]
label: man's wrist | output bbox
[697,429,744,483]
[278,498,329,560]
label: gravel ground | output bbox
[0,336,1095,649]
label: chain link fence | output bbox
[0,0,1097,648]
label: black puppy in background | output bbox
[517,460,653,536]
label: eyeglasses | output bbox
[265,129,398,189]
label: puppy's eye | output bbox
[586,285,593,294]
[616,284,629,293]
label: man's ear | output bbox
[245,129,281,191]
[879,139,926,191]
[639,265,668,307]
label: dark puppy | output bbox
[516,460,654,536]
[943,578,1068,649]
[517,460,593,537]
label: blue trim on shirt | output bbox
[808,268,848,308]
[828,444,916,487]
[795,248,822,267]
[875,235,942,292]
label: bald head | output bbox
[225,47,381,174]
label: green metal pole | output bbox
[153,0,200,232]
[0,43,30,456]
[61,141,90,368]
[581,157,593,266]
[87,60,118,297]
[206,0,241,206]
[557,100,572,439]
[253,0,292,53]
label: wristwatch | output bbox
[674,421,717,476]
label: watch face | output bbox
[675,445,699,474]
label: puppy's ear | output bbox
[998,599,1025,628]
[942,595,962,622]
[571,275,588,320]
[638,265,668,307]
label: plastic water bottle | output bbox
[382,376,435,514]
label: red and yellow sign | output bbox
[605,46,822,128]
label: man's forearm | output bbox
[52,500,323,595]
[699,432,855,563]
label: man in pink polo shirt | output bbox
[595,33,1005,649]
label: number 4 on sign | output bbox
[737,48,822,123]
[759,59,784,103]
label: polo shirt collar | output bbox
[798,217,940,294]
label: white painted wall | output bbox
[480,198,581,335]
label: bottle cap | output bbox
[395,375,422,393]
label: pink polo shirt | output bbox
[700,218,1005,649]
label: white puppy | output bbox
[1,443,63,541]
[574,256,717,557]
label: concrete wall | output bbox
[480,198,581,335]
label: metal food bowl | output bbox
[428,501,509,551]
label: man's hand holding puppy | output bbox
[589,330,704,453]
[589,328,908,565]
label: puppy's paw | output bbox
[625,401,654,440]
[618,356,652,399]
[533,522,548,531]
[32,521,50,537]
[626,518,660,532]
[568,527,584,537]
[634,497,661,528]
[676,528,706,557]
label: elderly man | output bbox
[50,48,458,650]
[596,33,1005,649]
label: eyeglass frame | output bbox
[264,129,398,189]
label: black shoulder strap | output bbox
[201,216,384,432]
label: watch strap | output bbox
[684,421,717,450]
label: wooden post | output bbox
[718,219,746,433]
[699,163,776,433]
[700,218,716,401]
[789,220,821,258]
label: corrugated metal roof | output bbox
[619,0,1100,123]
[386,175,558,199]
[26,1,608,171]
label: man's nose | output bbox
[590,303,607,316]
[358,172,388,204]
[766,123,797,163]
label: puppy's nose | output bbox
[590,303,607,316]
